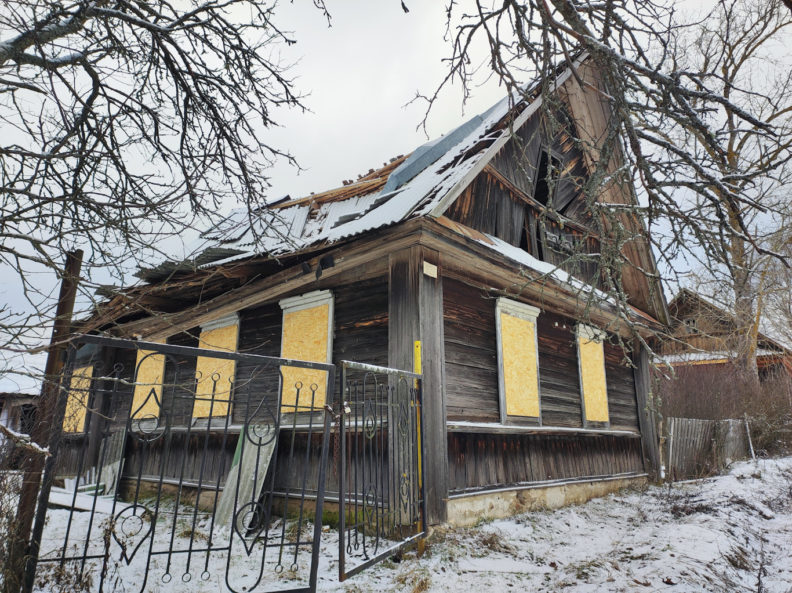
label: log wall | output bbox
[116,277,389,488]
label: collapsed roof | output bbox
[106,53,667,332]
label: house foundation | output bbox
[446,474,647,527]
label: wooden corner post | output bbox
[633,344,661,481]
[389,246,448,524]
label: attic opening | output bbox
[520,149,562,259]
[533,149,561,207]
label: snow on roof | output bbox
[466,225,660,326]
[660,349,782,365]
[135,57,585,284]
[195,92,515,265]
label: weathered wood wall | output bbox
[443,278,640,432]
[489,109,589,224]
[445,177,526,247]
[446,112,599,287]
[443,278,499,422]
[537,311,583,427]
[447,433,644,493]
[115,277,389,489]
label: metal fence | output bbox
[337,361,425,581]
[29,334,335,593]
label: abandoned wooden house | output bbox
[0,391,38,461]
[656,288,792,420]
[56,55,666,531]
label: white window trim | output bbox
[495,297,542,425]
[200,312,239,333]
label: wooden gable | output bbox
[437,59,667,325]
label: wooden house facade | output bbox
[62,56,665,525]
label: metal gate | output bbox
[337,361,426,581]
[30,334,334,593]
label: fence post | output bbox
[744,413,756,460]
[633,345,661,481]
[4,250,82,593]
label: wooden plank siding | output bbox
[442,274,645,491]
[444,177,526,248]
[536,311,583,428]
[389,246,448,523]
[447,432,644,493]
[443,278,500,422]
[444,279,639,431]
[446,117,601,289]
[115,277,389,490]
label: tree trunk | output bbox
[4,251,82,593]
[730,234,761,393]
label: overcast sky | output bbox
[257,1,506,206]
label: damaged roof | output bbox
[130,53,666,327]
[141,63,569,280]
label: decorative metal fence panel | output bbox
[337,361,425,581]
[32,334,334,593]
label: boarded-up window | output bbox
[577,324,609,424]
[496,298,541,422]
[194,315,239,418]
[280,290,334,413]
[131,346,166,420]
[63,365,93,433]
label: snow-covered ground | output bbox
[33,457,792,592]
[327,457,792,593]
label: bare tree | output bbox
[0,2,327,590]
[0,0,325,380]
[433,0,792,379]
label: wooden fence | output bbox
[665,417,752,481]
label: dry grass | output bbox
[656,362,792,457]
[394,566,432,593]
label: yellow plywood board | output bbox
[131,349,166,420]
[579,334,609,423]
[500,312,540,418]
[194,323,239,418]
[63,366,93,433]
[281,304,329,412]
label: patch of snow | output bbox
[661,349,781,364]
[32,457,792,592]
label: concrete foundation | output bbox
[446,475,647,527]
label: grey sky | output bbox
[259,2,505,205]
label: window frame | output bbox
[576,323,611,428]
[193,313,240,419]
[495,297,542,425]
[279,289,335,413]
[63,364,94,434]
